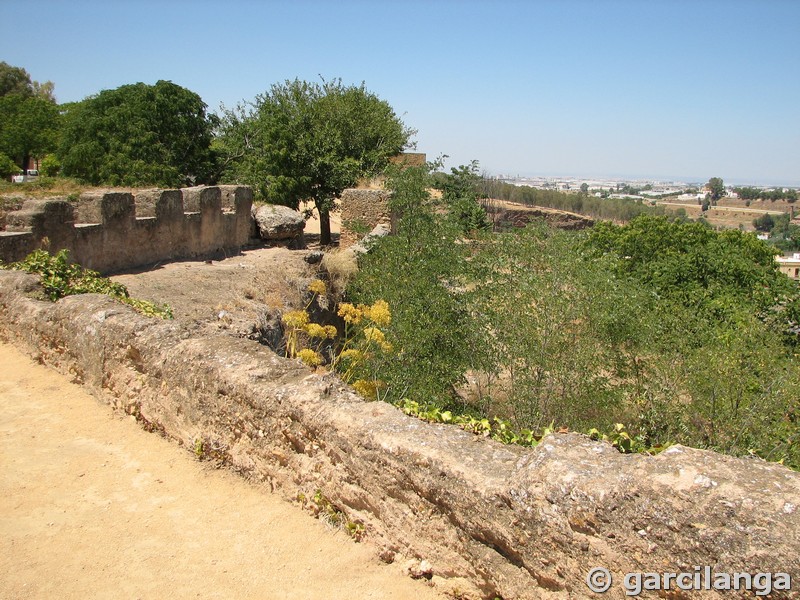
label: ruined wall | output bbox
[0,185,253,273]
[0,271,797,600]
[339,188,391,248]
[390,152,427,168]
[339,153,425,247]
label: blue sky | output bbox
[2,0,798,185]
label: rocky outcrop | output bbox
[0,271,797,600]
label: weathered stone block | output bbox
[253,204,305,240]
[100,193,135,227]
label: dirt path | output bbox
[0,342,444,600]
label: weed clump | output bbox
[3,249,173,319]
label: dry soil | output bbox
[0,342,444,600]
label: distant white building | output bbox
[776,253,800,279]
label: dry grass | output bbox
[657,198,794,230]
[0,178,94,200]
[321,248,359,298]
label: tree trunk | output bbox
[319,207,332,246]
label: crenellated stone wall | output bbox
[0,186,253,273]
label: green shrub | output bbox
[0,152,20,178]
[346,176,800,468]
[346,162,487,408]
[5,249,172,319]
[39,153,61,177]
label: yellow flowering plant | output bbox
[279,278,394,394]
[282,280,338,361]
[331,300,394,395]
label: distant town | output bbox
[494,174,796,201]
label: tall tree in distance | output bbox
[58,80,218,187]
[217,78,413,245]
[706,177,725,206]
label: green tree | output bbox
[216,78,413,245]
[707,176,725,205]
[0,62,59,171]
[435,161,489,234]
[0,151,20,178]
[57,80,218,187]
[0,62,36,98]
[0,94,60,171]
[584,215,799,341]
[753,212,775,232]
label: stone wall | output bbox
[339,188,391,248]
[0,185,253,273]
[0,271,798,599]
[390,152,427,168]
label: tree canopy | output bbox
[584,215,800,331]
[0,94,60,172]
[216,78,413,244]
[0,61,52,99]
[0,62,59,171]
[706,176,725,204]
[57,80,218,187]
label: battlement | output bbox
[0,186,253,273]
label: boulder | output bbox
[252,204,305,241]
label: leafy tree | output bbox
[0,93,60,171]
[0,62,59,171]
[584,215,800,342]
[39,153,61,177]
[706,176,725,205]
[0,62,36,98]
[0,60,57,102]
[435,160,489,234]
[57,80,218,187]
[216,78,413,245]
[0,151,20,178]
[753,212,775,232]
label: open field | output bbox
[654,197,795,230]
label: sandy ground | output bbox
[0,342,444,600]
[300,200,342,236]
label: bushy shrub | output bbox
[345,177,800,467]
[39,153,60,177]
[346,162,488,408]
[0,152,20,178]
